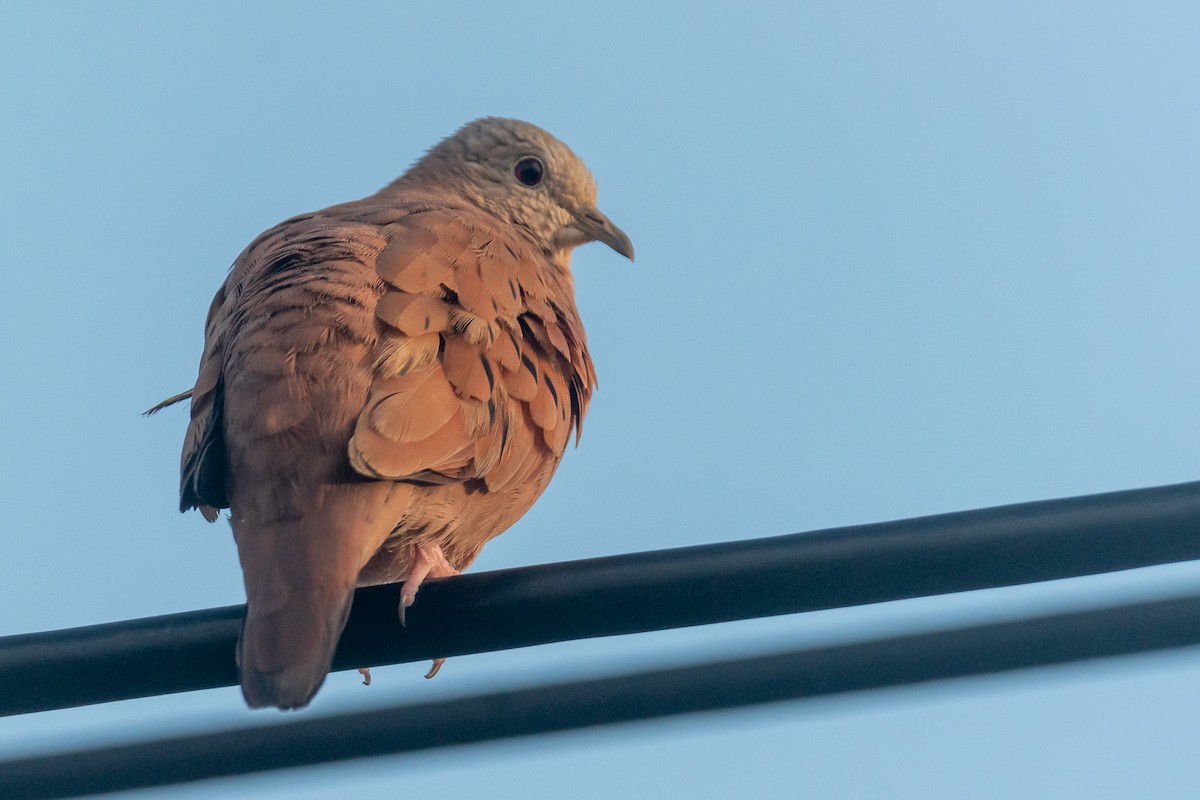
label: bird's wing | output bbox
[177,275,238,520]
[348,206,595,492]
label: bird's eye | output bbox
[514,156,544,187]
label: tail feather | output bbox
[230,481,413,710]
[237,585,355,709]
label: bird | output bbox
[149,117,633,710]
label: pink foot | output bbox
[398,543,459,626]
[398,543,457,679]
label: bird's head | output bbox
[398,117,634,264]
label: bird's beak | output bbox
[568,205,635,261]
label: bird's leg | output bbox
[356,544,458,688]
[398,543,459,624]
[398,543,458,678]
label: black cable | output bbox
[3,592,1200,800]
[3,480,1200,716]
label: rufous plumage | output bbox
[151,118,633,709]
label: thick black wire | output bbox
[3,593,1200,800]
[3,480,1200,716]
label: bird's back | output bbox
[182,191,595,707]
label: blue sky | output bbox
[3,2,1200,797]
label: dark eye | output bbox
[514,156,544,187]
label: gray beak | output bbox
[571,205,635,261]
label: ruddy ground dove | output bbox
[152,117,633,709]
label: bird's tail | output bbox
[231,483,412,710]
[237,577,356,710]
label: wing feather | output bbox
[348,208,592,488]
